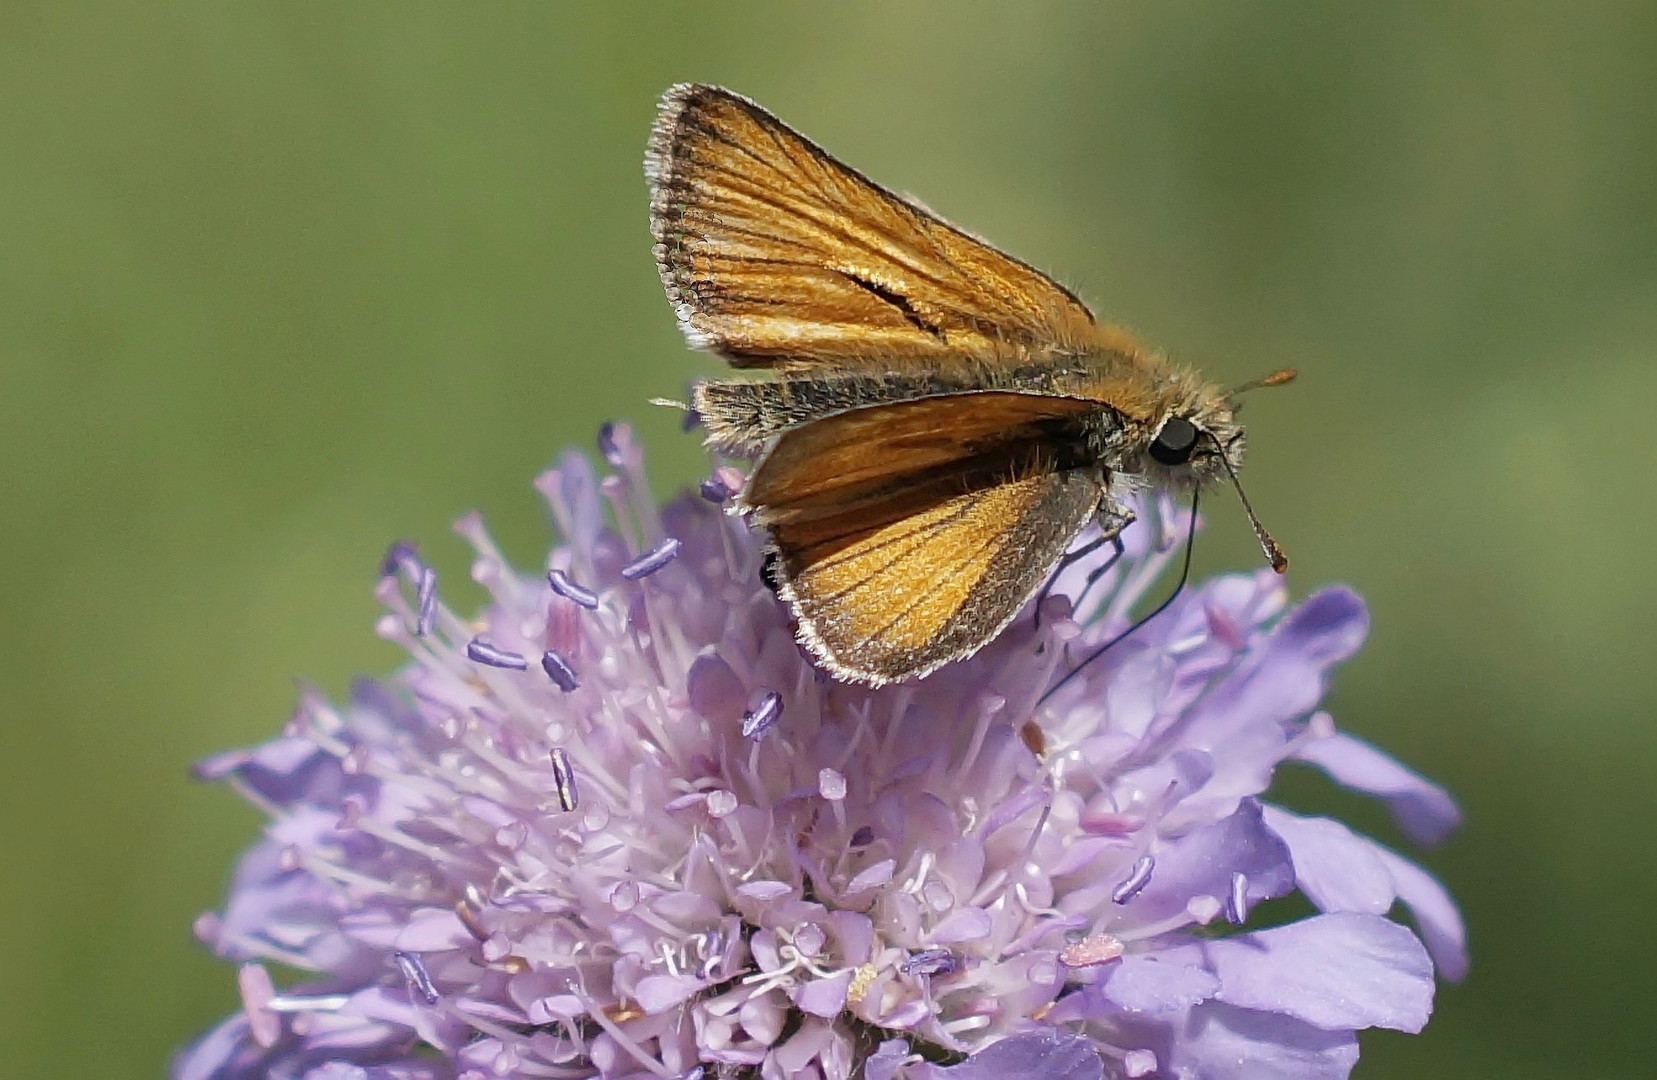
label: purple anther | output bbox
[740,690,783,740]
[1111,855,1155,905]
[415,566,437,637]
[380,540,418,577]
[696,928,727,979]
[546,567,599,610]
[597,421,624,467]
[900,948,959,977]
[393,950,440,1005]
[699,477,732,503]
[620,538,681,580]
[849,825,875,848]
[549,747,579,812]
[1227,871,1250,925]
[467,639,528,670]
[540,650,579,692]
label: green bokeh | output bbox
[4,3,1653,1076]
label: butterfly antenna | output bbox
[1227,367,1297,398]
[1037,490,1200,707]
[1215,447,1287,573]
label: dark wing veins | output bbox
[838,271,946,339]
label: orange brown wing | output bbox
[741,390,1103,524]
[742,392,1106,684]
[768,465,1101,685]
[646,84,1099,368]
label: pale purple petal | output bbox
[636,974,706,1014]
[1294,731,1461,846]
[204,735,319,785]
[936,1028,1103,1080]
[771,1021,835,1076]
[392,908,471,952]
[863,1039,913,1080]
[1270,586,1370,667]
[1179,588,1368,746]
[793,971,851,1017]
[305,1066,369,1080]
[1171,1002,1360,1080]
[1262,805,1395,915]
[930,906,993,945]
[1263,804,1466,979]
[174,1015,252,1080]
[1126,800,1293,924]
[848,859,896,892]
[1203,912,1435,1033]
[1101,956,1220,1014]
[686,652,746,724]
[1369,842,1469,981]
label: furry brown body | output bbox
[646,84,1276,685]
[693,345,1243,493]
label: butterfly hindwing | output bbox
[767,465,1101,685]
[740,390,1103,522]
[741,392,1107,684]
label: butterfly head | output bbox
[1132,369,1290,573]
[1145,394,1241,487]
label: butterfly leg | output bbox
[1034,533,1108,625]
[1035,501,1134,623]
[1069,534,1127,617]
[1067,501,1135,617]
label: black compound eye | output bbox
[1150,416,1199,465]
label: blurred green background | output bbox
[3,2,1653,1077]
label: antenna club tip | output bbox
[1228,367,1299,398]
[1271,553,1289,574]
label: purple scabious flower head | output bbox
[177,423,1464,1080]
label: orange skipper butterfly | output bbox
[646,84,1289,686]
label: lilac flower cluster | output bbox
[177,424,1463,1080]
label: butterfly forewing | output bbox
[646,84,1100,367]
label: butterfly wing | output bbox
[744,392,1106,684]
[768,467,1101,686]
[741,390,1103,520]
[647,83,1100,368]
